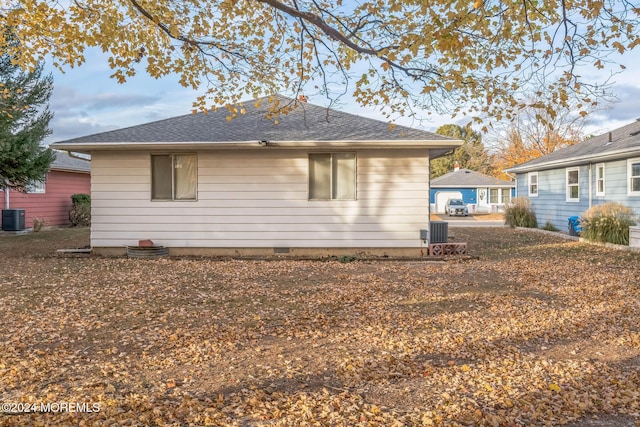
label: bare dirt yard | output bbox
[1,227,639,426]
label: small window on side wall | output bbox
[596,163,605,196]
[528,172,538,197]
[26,179,46,194]
[628,159,640,196]
[309,153,356,200]
[566,167,579,202]
[151,154,197,200]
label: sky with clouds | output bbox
[44,47,640,145]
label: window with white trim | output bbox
[528,172,538,197]
[596,163,605,196]
[151,154,197,200]
[26,179,46,194]
[309,153,356,200]
[501,188,511,204]
[566,167,579,202]
[489,188,499,204]
[628,158,640,196]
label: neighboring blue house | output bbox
[430,168,515,214]
[505,118,640,231]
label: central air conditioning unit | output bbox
[2,209,26,231]
[430,221,448,243]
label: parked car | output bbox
[445,198,468,216]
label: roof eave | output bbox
[505,146,640,173]
[50,139,464,153]
[50,166,90,173]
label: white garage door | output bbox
[435,191,463,214]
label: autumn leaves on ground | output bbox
[1,228,639,426]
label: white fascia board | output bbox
[50,139,464,153]
[505,147,640,173]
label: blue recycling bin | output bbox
[568,216,582,236]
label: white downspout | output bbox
[3,179,9,209]
[589,163,593,209]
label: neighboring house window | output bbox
[528,172,538,197]
[566,167,579,202]
[489,188,499,204]
[501,188,511,204]
[26,179,46,194]
[151,154,197,200]
[309,153,356,200]
[596,163,605,196]
[628,158,640,196]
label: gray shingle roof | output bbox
[506,119,640,172]
[51,150,90,173]
[51,96,456,145]
[431,168,514,187]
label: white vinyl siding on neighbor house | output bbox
[89,149,429,249]
[629,158,640,196]
[596,163,605,196]
[528,172,538,196]
[566,167,579,202]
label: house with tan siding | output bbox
[51,96,462,256]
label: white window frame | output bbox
[566,167,580,202]
[595,163,605,197]
[26,179,46,194]
[528,172,538,197]
[628,158,640,196]
[489,188,499,204]
[150,153,198,201]
[308,152,356,200]
[501,188,511,204]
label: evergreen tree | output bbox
[0,31,55,207]
[430,124,494,179]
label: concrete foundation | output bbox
[91,246,432,258]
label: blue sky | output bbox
[45,47,640,144]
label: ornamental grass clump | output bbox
[504,197,538,228]
[579,202,638,245]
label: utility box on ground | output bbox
[2,209,26,231]
[430,221,448,243]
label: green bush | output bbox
[69,193,91,227]
[71,193,91,204]
[579,202,638,245]
[504,197,538,228]
[542,221,559,232]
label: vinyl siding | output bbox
[1,170,90,227]
[90,149,430,248]
[515,160,640,231]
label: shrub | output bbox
[69,193,91,227]
[579,202,638,245]
[504,197,538,228]
[542,221,559,232]
[71,193,91,205]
